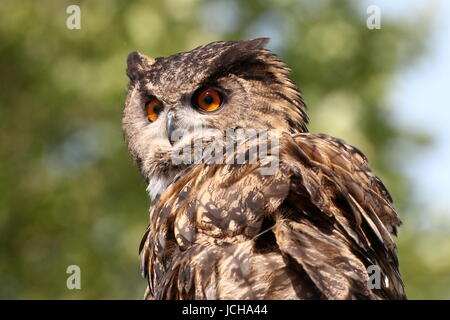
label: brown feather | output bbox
[139,132,406,299]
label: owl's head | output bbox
[122,38,308,199]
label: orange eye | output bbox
[196,89,222,112]
[145,99,163,122]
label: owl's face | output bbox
[122,38,308,199]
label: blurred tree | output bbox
[0,0,448,299]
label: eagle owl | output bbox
[122,38,406,300]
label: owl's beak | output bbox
[166,111,176,145]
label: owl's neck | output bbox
[146,171,177,201]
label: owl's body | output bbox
[123,39,406,300]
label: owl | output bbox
[122,38,406,300]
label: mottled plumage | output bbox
[122,38,406,300]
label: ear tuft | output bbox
[215,38,270,70]
[126,51,155,81]
[240,37,270,50]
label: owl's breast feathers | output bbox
[139,132,406,300]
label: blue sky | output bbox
[375,0,450,218]
[356,0,450,223]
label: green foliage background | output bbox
[1,0,449,299]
